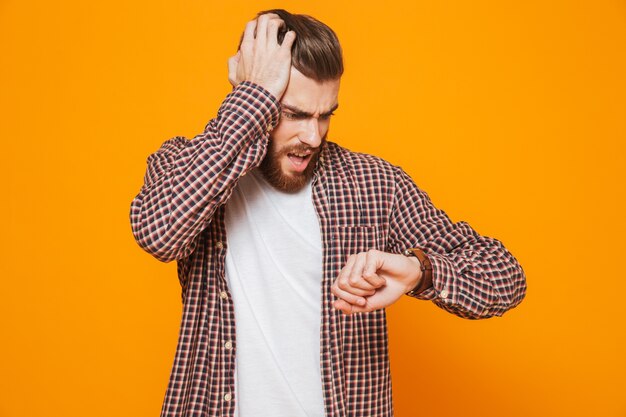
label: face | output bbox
[259,68,340,193]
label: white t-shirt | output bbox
[224,168,325,417]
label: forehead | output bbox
[281,68,340,114]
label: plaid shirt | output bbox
[130,81,526,417]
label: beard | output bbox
[258,136,326,193]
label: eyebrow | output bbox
[281,103,339,118]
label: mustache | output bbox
[277,137,327,156]
[284,145,318,154]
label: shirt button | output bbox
[224,393,232,402]
[215,241,224,249]
[220,291,228,300]
[440,289,449,299]
[224,341,233,350]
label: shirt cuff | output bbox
[219,81,282,137]
[406,252,457,304]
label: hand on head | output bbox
[228,13,296,100]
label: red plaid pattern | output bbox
[130,81,526,417]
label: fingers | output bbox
[332,251,389,309]
[338,251,386,291]
[333,251,413,315]
[240,14,280,52]
[239,20,256,67]
[227,51,240,87]
[362,250,387,288]
[254,13,269,46]
[242,19,256,48]
[255,13,280,46]
[280,30,296,50]
[346,254,378,292]
[332,284,367,307]
[332,255,368,305]
[234,13,293,100]
[267,17,285,46]
[337,254,376,295]
[334,298,355,314]
[334,298,371,315]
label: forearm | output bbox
[389,167,527,319]
[409,225,526,319]
[129,81,279,262]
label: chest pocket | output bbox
[336,225,387,261]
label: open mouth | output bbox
[287,151,313,172]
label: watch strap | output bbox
[403,247,433,296]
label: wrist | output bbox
[405,256,423,293]
[403,248,434,296]
[246,77,284,102]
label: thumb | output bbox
[334,296,378,314]
[228,51,241,87]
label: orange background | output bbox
[1,1,625,416]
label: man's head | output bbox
[239,9,343,82]
[244,9,343,192]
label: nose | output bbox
[298,118,322,148]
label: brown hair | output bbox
[239,9,344,82]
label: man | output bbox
[130,9,526,417]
